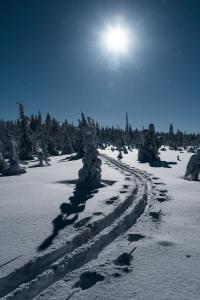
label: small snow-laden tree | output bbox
[77,120,102,187]
[76,113,88,159]
[70,133,77,153]
[184,149,200,181]
[8,135,19,162]
[30,112,43,154]
[3,159,26,176]
[0,140,4,157]
[168,123,175,149]
[114,130,125,156]
[117,150,123,159]
[138,123,162,163]
[60,120,72,155]
[0,152,9,173]
[35,124,48,157]
[18,102,33,160]
[61,134,73,155]
[4,134,27,175]
[43,113,59,156]
[35,142,50,167]
[124,112,131,147]
[123,147,128,154]
[122,134,128,154]
[115,129,125,151]
[0,139,26,176]
[30,112,42,134]
[176,129,184,148]
[118,133,128,154]
[47,136,59,156]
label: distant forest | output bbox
[0,103,199,160]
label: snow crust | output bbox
[0,154,131,281]
[34,148,200,300]
[1,148,200,300]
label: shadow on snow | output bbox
[37,180,115,251]
[139,160,177,168]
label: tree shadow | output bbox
[139,160,177,168]
[37,181,112,252]
[29,164,43,168]
[183,176,200,182]
[58,154,81,163]
[28,164,50,168]
[54,179,116,186]
[150,161,177,168]
[37,214,78,251]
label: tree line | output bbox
[0,103,199,160]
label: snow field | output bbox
[3,156,153,299]
[1,147,200,300]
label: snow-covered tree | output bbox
[76,113,88,159]
[0,152,9,174]
[138,123,162,163]
[77,121,102,187]
[36,143,50,167]
[61,133,73,155]
[124,112,130,147]
[184,149,200,181]
[9,135,19,162]
[117,150,123,159]
[18,102,33,160]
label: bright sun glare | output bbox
[103,25,130,54]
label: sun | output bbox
[102,25,130,54]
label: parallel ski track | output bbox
[3,155,154,300]
[100,154,151,182]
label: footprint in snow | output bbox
[106,199,114,204]
[158,189,168,193]
[123,185,129,189]
[120,190,127,194]
[93,212,103,216]
[106,196,119,205]
[157,240,175,247]
[128,233,145,242]
[114,253,133,266]
[157,196,167,203]
[73,271,105,290]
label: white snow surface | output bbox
[0,154,128,277]
[33,148,200,300]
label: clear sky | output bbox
[0,0,199,132]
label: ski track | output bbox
[2,155,166,300]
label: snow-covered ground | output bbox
[0,153,135,298]
[1,148,200,299]
[0,155,130,272]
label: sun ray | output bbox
[102,24,131,55]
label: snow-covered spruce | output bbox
[184,148,200,181]
[3,160,26,176]
[61,134,73,155]
[78,134,102,187]
[0,152,9,173]
[0,136,26,176]
[18,103,34,161]
[36,143,51,167]
[117,150,123,159]
[138,123,162,165]
[8,135,19,162]
[123,147,128,154]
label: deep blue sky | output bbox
[0,0,199,132]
